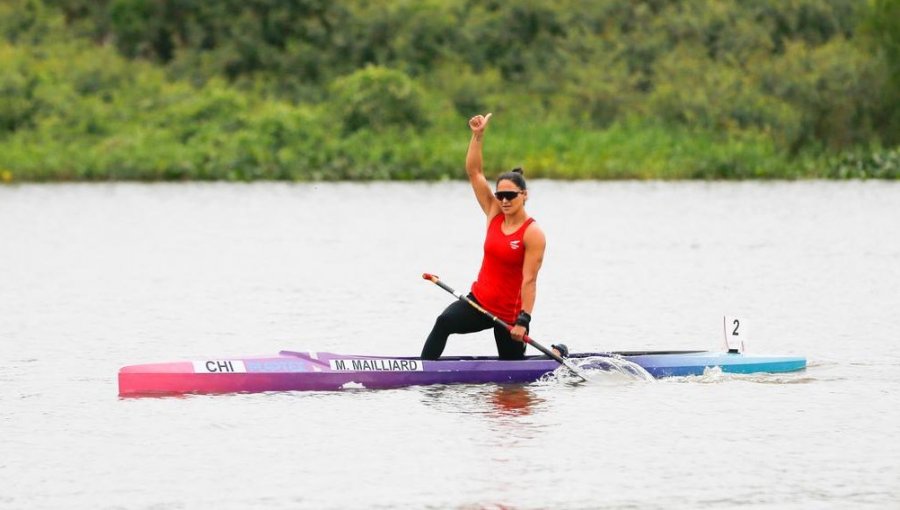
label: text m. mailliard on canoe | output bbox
[329,359,423,371]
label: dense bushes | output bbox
[330,66,429,134]
[824,147,900,179]
[1,0,899,181]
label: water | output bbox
[1,181,898,509]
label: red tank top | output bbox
[471,215,536,323]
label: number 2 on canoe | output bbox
[723,315,746,353]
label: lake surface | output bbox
[1,181,898,509]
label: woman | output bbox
[421,113,560,360]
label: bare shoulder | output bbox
[524,220,546,248]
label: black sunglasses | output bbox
[494,190,523,201]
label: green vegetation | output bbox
[1,0,899,182]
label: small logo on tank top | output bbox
[509,240,521,250]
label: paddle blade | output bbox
[422,273,438,282]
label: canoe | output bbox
[117,350,807,396]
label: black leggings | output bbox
[421,294,527,360]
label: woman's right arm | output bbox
[466,113,499,218]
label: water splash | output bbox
[538,355,655,385]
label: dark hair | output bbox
[496,167,526,190]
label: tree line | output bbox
[1,0,898,182]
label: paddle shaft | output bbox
[423,273,586,380]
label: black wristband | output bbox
[515,311,531,328]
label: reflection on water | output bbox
[488,385,541,417]
[417,383,544,418]
[417,384,548,447]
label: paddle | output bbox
[422,273,588,382]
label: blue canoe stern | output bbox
[624,352,807,378]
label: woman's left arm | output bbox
[511,224,546,341]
